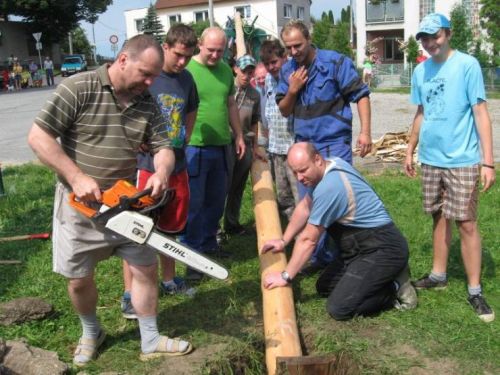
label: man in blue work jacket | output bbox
[276,20,373,271]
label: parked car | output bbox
[61,55,87,77]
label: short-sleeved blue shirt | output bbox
[308,158,391,229]
[410,51,486,167]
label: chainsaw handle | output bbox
[68,192,99,218]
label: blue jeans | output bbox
[180,146,228,253]
[297,140,352,265]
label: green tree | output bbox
[61,26,93,57]
[406,36,419,64]
[312,15,333,49]
[340,5,351,24]
[328,10,334,23]
[472,39,490,67]
[449,4,473,52]
[0,0,112,43]
[326,22,352,59]
[189,20,212,39]
[479,0,500,66]
[141,3,165,43]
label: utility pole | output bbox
[350,0,353,47]
[91,18,98,65]
[208,0,214,27]
[68,32,73,54]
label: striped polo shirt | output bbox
[35,64,171,189]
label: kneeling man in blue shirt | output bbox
[262,142,417,320]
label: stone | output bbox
[0,297,53,326]
[2,340,68,375]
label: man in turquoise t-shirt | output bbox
[181,27,245,280]
[405,13,495,323]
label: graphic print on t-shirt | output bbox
[156,93,185,148]
[424,78,446,120]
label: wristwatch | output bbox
[281,270,292,283]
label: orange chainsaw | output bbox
[69,180,228,280]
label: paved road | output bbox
[0,76,63,165]
[1,83,499,166]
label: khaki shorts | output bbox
[52,182,157,278]
[421,164,479,221]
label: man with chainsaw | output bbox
[27,34,193,366]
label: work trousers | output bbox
[180,145,228,253]
[224,139,252,231]
[316,223,408,320]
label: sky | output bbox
[80,0,350,58]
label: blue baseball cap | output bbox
[416,13,450,40]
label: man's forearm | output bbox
[228,96,243,138]
[282,197,311,245]
[357,96,371,136]
[407,106,424,153]
[153,148,175,179]
[278,92,297,117]
[473,102,494,164]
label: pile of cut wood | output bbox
[354,130,417,162]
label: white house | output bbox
[125,0,311,41]
[353,0,481,67]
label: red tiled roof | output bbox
[156,0,232,10]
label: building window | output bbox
[284,4,292,19]
[419,0,435,21]
[384,38,404,61]
[135,18,145,33]
[194,10,209,23]
[297,6,305,20]
[169,14,181,26]
[235,5,251,19]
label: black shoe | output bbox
[412,274,448,290]
[216,229,228,246]
[185,268,204,282]
[225,224,246,236]
[468,294,495,323]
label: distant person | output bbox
[12,62,22,90]
[8,54,14,70]
[260,39,299,219]
[262,143,417,320]
[276,19,372,272]
[362,54,374,87]
[44,56,55,86]
[29,60,38,82]
[121,24,199,320]
[405,13,495,323]
[28,34,193,366]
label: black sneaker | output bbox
[468,294,495,323]
[412,274,448,290]
[225,224,247,236]
[185,267,204,282]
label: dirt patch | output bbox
[394,344,460,374]
[151,343,227,375]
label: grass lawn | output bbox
[0,164,498,374]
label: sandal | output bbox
[140,336,193,361]
[73,330,106,367]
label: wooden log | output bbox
[251,155,302,375]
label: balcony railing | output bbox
[366,0,404,23]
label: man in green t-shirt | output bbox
[181,27,245,280]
